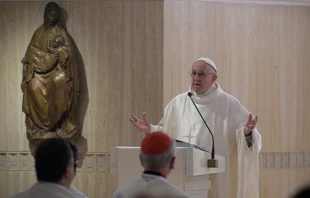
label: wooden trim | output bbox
[1,151,310,171]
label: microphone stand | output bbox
[188,92,218,168]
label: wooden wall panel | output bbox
[165,0,310,6]
[0,1,163,197]
[0,0,163,152]
[164,1,310,197]
[214,4,310,152]
[260,169,310,197]
[0,172,8,198]
[163,1,216,106]
[72,172,106,198]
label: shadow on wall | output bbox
[61,6,90,166]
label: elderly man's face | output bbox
[191,61,217,95]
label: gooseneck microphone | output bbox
[188,92,218,168]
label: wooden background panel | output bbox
[105,173,117,198]
[272,5,309,152]
[0,3,7,152]
[0,2,31,152]
[163,1,216,107]
[0,0,163,153]
[299,6,310,151]
[214,3,249,105]
[0,172,8,198]
[260,169,310,197]
[216,3,284,151]
[1,1,163,197]
[164,0,310,6]
[73,172,106,198]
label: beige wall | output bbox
[1,0,310,198]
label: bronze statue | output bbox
[21,2,80,142]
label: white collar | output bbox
[188,83,224,104]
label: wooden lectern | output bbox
[111,146,225,198]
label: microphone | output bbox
[188,92,218,168]
[175,139,211,154]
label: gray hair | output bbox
[140,139,176,169]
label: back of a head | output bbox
[35,138,73,183]
[66,140,79,170]
[140,131,175,170]
[66,141,78,162]
[292,186,310,198]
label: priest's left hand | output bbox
[244,114,258,135]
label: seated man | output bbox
[112,131,189,198]
[11,138,75,198]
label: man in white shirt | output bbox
[11,138,75,198]
[129,57,262,198]
[112,131,189,198]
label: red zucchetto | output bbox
[141,131,172,156]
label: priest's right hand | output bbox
[129,112,151,135]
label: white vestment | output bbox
[112,173,189,198]
[11,182,75,198]
[69,185,88,198]
[151,83,262,198]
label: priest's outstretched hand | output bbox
[244,114,258,135]
[129,112,151,135]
